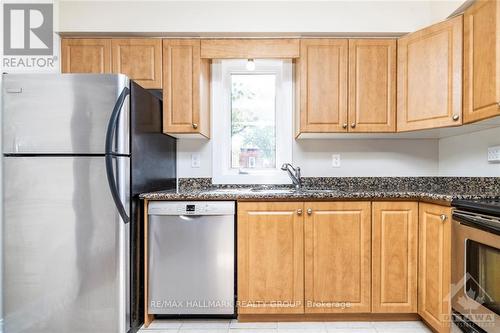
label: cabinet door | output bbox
[348,39,396,132]
[304,202,371,313]
[111,39,162,89]
[237,202,304,314]
[463,0,500,123]
[163,39,210,137]
[418,203,452,333]
[397,16,463,131]
[299,39,348,133]
[372,202,418,313]
[61,39,111,73]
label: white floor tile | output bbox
[325,321,374,329]
[230,320,278,329]
[277,322,326,329]
[375,329,431,333]
[180,320,231,329]
[327,329,377,333]
[139,320,431,333]
[179,329,229,333]
[146,319,183,329]
[278,329,327,333]
[228,329,276,333]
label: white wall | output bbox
[180,126,500,179]
[439,127,500,177]
[57,0,465,35]
[178,138,440,179]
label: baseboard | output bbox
[237,313,420,322]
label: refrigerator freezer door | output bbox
[2,73,130,155]
[2,156,130,333]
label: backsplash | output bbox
[178,177,500,196]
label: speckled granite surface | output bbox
[140,177,500,203]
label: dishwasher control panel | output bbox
[148,201,235,216]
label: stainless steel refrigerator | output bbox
[1,73,176,333]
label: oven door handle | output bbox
[453,211,500,236]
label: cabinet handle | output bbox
[452,115,460,121]
[297,209,303,215]
[351,122,356,128]
[440,214,447,222]
[307,208,312,215]
[342,123,348,129]
[192,123,198,129]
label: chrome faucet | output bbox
[281,163,301,190]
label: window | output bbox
[212,59,293,184]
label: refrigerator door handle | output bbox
[106,154,130,224]
[105,86,130,155]
[105,87,130,224]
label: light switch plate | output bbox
[191,153,201,168]
[332,154,341,168]
[488,145,500,163]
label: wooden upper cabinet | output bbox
[299,39,348,133]
[201,39,300,59]
[372,202,418,313]
[418,203,452,333]
[62,38,162,89]
[304,202,371,313]
[237,202,304,314]
[61,39,111,74]
[111,39,162,89]
[463,0,500,123]
[397,16,463,132]
[348,39,396,132]
[163,39,210,138]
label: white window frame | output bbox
[212,59,293,184]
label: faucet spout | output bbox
[281,163,301,190]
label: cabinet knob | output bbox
[497,102,500,108]
[440,214,447,222]
[307,208,312,215]
[452,114,460,121]
[192,123,198,129]
[342,123,348,129]
[297,209,303,216]
[351,123,356,128]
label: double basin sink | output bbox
[207,187,338,195]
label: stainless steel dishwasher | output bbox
[148,201,235,315]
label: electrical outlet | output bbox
[488,145,500,163]
[191,153,201,168]
[332,154,341,168]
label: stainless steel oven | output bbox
[452,205,500,333]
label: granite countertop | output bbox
[139,188,493,203]
[139,177,500,203]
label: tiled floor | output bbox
[139,319,433,333]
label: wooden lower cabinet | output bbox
[304,202,371,313]
[372,202,418,313]
[237,202,304,314]
[418,203,452,333]
[237,200,452,326]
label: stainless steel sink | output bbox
[207,188,253,194]
[302,189,339,193]
[250,189,296,194]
